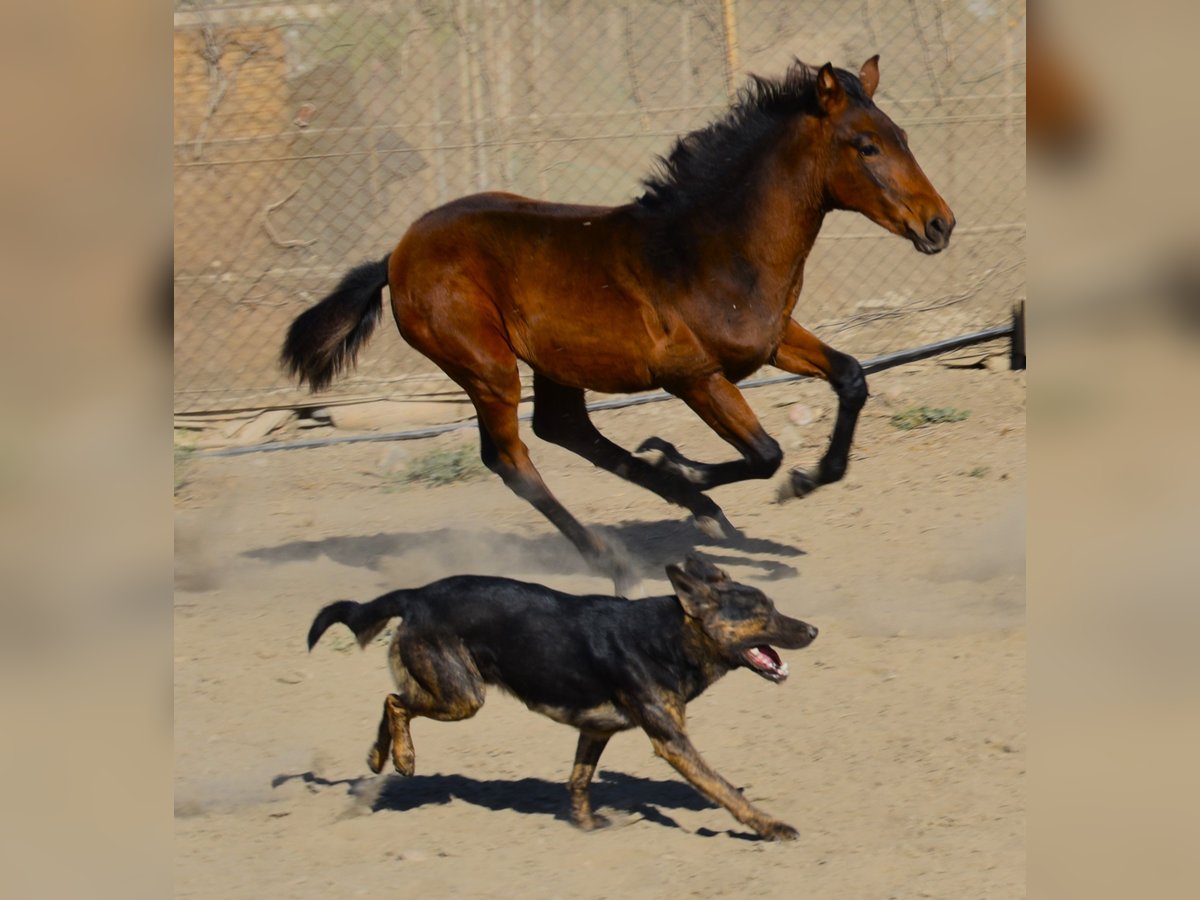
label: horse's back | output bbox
[388,192,671,392]
[412,191,615,226]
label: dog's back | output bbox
[310,574,695,715]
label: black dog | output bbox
[307,555,817,840]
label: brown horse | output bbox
[283,58,954,593]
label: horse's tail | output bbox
[282,254,391,391]
[307,589,412,652]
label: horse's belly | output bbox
[511,310,662,394]
[526,352,657,394]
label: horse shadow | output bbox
[242,517,804,584]
[271,769,759,840]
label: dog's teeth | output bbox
[778,662,789,675]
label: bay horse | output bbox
[283,57,954,593]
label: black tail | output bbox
[281,255,391,391]
[307,590,410,652]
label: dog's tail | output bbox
[307,590,411,652]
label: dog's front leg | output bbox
[648,732,799,841]
[568,731,612,830]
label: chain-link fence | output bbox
[174,0,1025,416]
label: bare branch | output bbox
[262,187,317,249]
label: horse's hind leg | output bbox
[771,320,867,500]
[474,396,637,592]
[531,374,737,539]
[396,280,635,591]
[434,340,635,592]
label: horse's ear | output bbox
[859,55,880,99]
[816,62,846,115]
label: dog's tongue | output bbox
[745,645,789,681]
[749,645,780,667]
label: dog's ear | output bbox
[667,563,718,619]
[684,554,731,585]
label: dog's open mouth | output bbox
[743,645,789,683]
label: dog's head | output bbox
[666,555,818,683]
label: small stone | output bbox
[227,409,294,445]
[788,403,825,426]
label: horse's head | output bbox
[813,56,955,254]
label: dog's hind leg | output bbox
[379,633,486,776]
[568,731,612,830]
[366,694,399,774]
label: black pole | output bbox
[859,322,1014,375]
[1010,300,1026,370]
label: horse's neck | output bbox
[734,152,828,312]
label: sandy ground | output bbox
[174,361,1025,898]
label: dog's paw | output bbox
[757,820,800,842]
[574,812,612,832]
[366,746,386,775]
[391,748,415,777]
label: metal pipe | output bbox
[196,323,1014,459]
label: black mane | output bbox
[636,60,871,218]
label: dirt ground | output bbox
[174,361,1025,898]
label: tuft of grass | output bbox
[393,445,486,488]
[889,405,970,431]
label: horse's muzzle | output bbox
[912,213,955,254]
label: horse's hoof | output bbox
[595,540,640,597]
[693,511,742,541]
[636,436,677,457]
[778,468,819,502]
[693,514,728,540]
[633,443,670,471]
[612,566,641,598]
[635,438,685,474]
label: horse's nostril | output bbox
[927,216,949,240]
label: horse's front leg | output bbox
[531,374,738,540]
[771,319,867,500]
[647,373,783,491]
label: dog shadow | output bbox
[242,517,803,584]
[272,769,760,840]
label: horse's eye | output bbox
[859,143,880,157]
